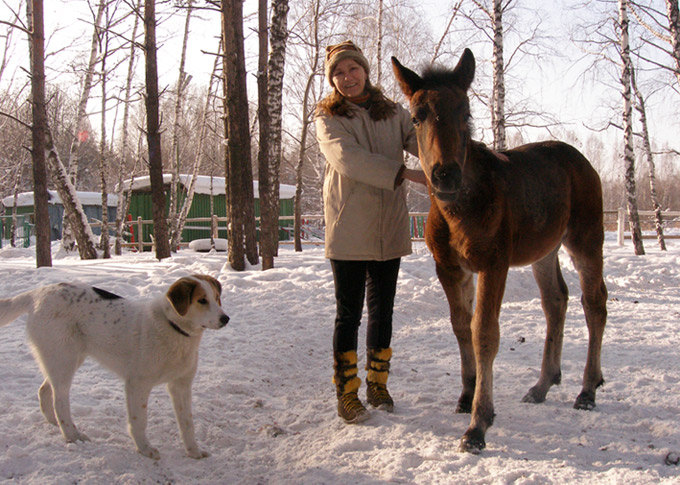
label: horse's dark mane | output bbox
[420,66,456,89]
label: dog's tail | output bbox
[0,289,36,327]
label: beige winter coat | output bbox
[316,102,419,261]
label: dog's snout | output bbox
[219,314,230,327]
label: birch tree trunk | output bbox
[257,0,273,269]
[377,0,383,85]
[630,64,666,250]
[491,0,506,150]
[619,0,645,255]
[665,0,680,86]
[28,0,51,267]
[45,127,99,259]
[168,0,193,250]
[257,0,289,270]
[114,0,141,256]
[221,0,258,270]
[98,4,110,259]
[61,0,105,251]
[294,0,320,252]
[144,0,171,260]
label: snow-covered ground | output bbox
[0,236,679,484]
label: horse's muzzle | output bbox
[430,164,462,200]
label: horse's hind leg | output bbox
[565,237,607,410]
[523,246,568,404]
[435,262,475,414]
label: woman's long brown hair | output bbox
[315,84,397,121]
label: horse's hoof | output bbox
[458,429,486,454]
[573,391,596,410]
[521,387,546,404]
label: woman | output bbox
[315,40,426,424]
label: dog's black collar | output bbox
[167,319,191,338]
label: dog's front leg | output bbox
[125,379,159,460]
[168,376,209,459]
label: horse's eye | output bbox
[412,106,429,125]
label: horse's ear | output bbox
[450,48,475,91]
[391,56,422,100]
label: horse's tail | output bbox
[0,289,37,327]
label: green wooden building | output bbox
[121,174,296,246]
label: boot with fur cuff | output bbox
[366,347,394,412]
[333,350,369,424]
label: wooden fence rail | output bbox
[5,210,679,251]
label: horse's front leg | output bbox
[459,266,508,453]
[435,262,475,413]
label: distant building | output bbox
[121,174,296,245]
[1,191,117,241]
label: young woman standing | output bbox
[315,41,426,423]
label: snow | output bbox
[0,236,679,484]
[120,174,297,200]
[1,190,118,208]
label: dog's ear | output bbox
[167,278,197,316]
[191,274,222,297]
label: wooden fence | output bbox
[604,209,680,246]
[5,210,679,251]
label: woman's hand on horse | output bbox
[402,168,428,185]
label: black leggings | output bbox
[330,258,401,353]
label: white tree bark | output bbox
[491,0,506,150]
[114,0,141,256]
[665,0,680,86]
[619,0,645,255]
[61,0,105,251]
[630,63,666,250]
[168,0,194,249]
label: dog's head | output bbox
[166,274,230,331]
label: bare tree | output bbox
[172,40,223,250]
[258,0,289,270]
[168,0,194,250]
[28,0,51,267]
[469,0,507,150]
[630,63,666,250]
[619,0,645,255]
[143,0,170,259]
[292,0,322,252]
[221,0,258,270]
[114,0,142,256]
[59,0,105,251]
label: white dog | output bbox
[0,274,229,460]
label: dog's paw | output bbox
[187,448,210,459]
[137,446,161,460]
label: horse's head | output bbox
[392,49,475,201]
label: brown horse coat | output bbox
[392,50,608,453]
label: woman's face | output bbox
[331,58,367,98]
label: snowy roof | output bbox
[1,190,118,208]
[120,174,297,200]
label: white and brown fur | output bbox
[0,274,229,460]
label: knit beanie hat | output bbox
[325,40,370,88]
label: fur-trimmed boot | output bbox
[366,347,394,412]
[333,350,369,424]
